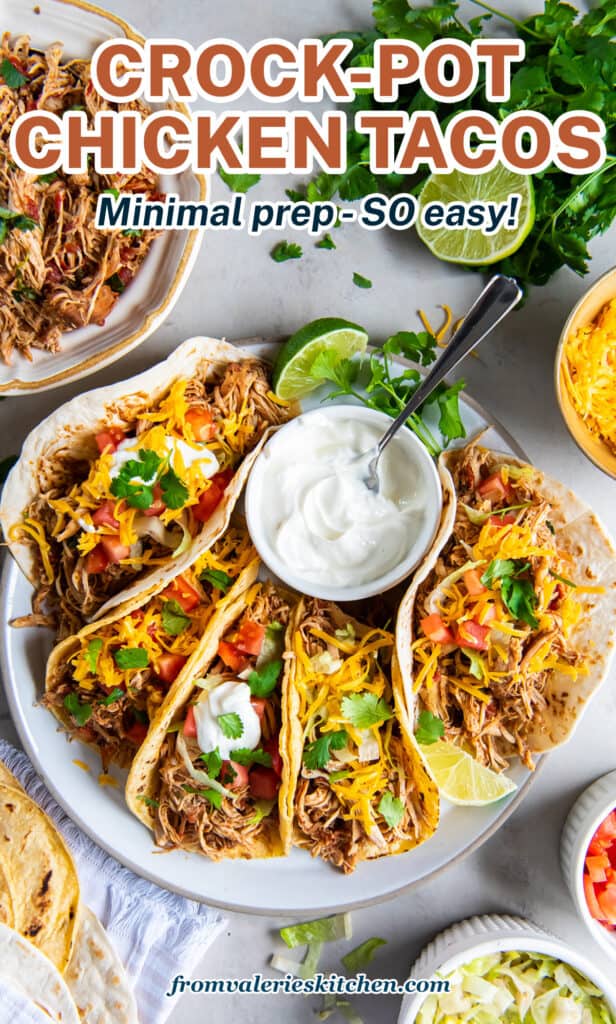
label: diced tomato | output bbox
[584,873,606,921]
[587,854,610,884]
[249,766,280,800]
[157,653,187,684]
[588,836,610,857]
[183,705,197,738]
[263,737,283,777]
[217,640,247,673]
[463,569,486,596]
[144,483,166,518]
[192,468,233,524]
[85,545,109,574]
[220,760,249,790]
[126,721,148,745]
[420,614,454,645]
[598,887,616,926]
[99,534,130,563]
[185,407,216,442]
[489,512,517,527]
[162,575,201,612]
[596,812,616,841]
[235,619,265,656]
[54,191,64,215]
[454,619,490,651]
[92,500,120,529]
[95,427,126,454]
[117,266,132,287]
[250,697,267,721]
[478,472,513,505]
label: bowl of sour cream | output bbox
[245,406,443,602]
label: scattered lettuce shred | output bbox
[280,913,352,949]
[341,937,387,973]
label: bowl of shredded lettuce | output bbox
[400,914,616,1024]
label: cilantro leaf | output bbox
[38,172,58,184]
[285,188,305,202]
[217,712,243,740]
[378,791,405,828]
[271,241,303,263]
[182,784,223,808]
[415,710,445,745]
[159,468,188,510]
[136,794,159,809]
[113,647,149,669]
[352,272,372,289]
[84,634,102,675]
[341,692,393,729]
[199,748,222,779]
[481,559,539,628]
[0,58,27,88]
[218,167,261,193]
[383,331,436,367]
[101,687,124,706]
[424,379,466,445]
[161,599,191,636]
[248,659,282,697]
[230,747,272,767]
[110,449,162,509]
[316,233,336,250]
[106,272,126,294]
[303,730,349,770]
[200,568,234,593]
[63,693,92,726]
[310,350,360,392]
[104,187,120,199]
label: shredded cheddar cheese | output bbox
[562,298,616,456]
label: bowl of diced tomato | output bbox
[561,770,616,961]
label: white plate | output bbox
[0,341,542,914]
[0,0,206,395]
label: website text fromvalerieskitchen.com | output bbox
[166,973,450,997]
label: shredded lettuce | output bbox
[341,937,386,972]
[416,951,615,1024]
[280,913,352,949]
[270,940,324,980]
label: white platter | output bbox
[0,0,206,395]
[0,339,543,915]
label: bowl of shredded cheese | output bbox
[556,265,616,478]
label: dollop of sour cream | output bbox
[193,681,261,759]
[109,436,219,483]
[258,414,429,588]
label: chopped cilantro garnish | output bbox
[106,272,126,293]
[104,187,120,199]
[271,241,302,262]
[316,233,336,250]
[218,167,261,193]
[199,568,234,592]
[230,747,272,768]
[218,712,243,740]
[181,784,223,808]
[199,748,222,779]
[136,794,159,809]
[415,710,445,745]
[248,660,282,697]
[38,172,58,184]
[113,647,149,669]
[341,692,393,729]
[63,693,92,726]
[85,638,103,673]
[110,449,162,509]
[159,467,189,510]
[0,58,27,88]
[352,272,372,289]
[122,228,142,238]
[161,599,191,636]
[101,687,124,706]
[303,730,348,770]
[481,558,539,628]
[378,791,404,828]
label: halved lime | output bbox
[417,167,535,266]
[420,739,518,806]
[273,317,368,400]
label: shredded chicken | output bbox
[413,443,582,772]
[0,33,159,363]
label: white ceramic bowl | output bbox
[399,913,616,1023]
[245,405,443,602]
[0,0,206,396]
[561,770,616,961]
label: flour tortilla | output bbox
[284,599,440,862]
[126,586,295,859]
[0,921,79,1023]
[44,552,260,766]
[0,336,287,623]
[0,782,79,972]
[66,906,138,1024]
[395,446,616,753]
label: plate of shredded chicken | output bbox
[0,2,205,394]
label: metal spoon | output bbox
[359,274,523,493]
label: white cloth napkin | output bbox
[0,739,226,1024]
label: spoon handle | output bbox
[376,274,523,457]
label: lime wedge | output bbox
[273,317,368,400]
[417,167,535,266]
[419,739,518,806]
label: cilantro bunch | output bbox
[300,0,616,290]
[110,448,188,510]
[311,328,465,455]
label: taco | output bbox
[0,337,293,637]
[44,522,259,770]
[127,581,295,860]
[396,442,616,772]
[284,598,440,874]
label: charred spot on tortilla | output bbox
[38,870,52,897]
